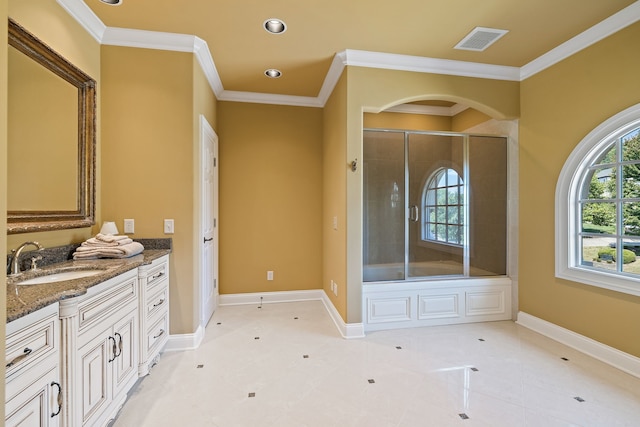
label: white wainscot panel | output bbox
[367,297,411,324]
[465,290,505,317]
[418,293,460,320]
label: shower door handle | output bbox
[409,205,419,222]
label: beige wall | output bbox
[217,101,323,295]
[519,21,640,356]
[323,71,349,320]
[7,0,100,250]
[363,108,492,134]
[1,0,8,416]
[364,111,451,131]
[100,46,198,334]
[452,108,492,132]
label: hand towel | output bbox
[73,241,144,260]
[81,237,134,247]
[96,233,131,243]
[95,242,145,258]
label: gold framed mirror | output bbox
[7,18,96,234]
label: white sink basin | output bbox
[16,269,105,285]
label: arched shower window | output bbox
[422,168,464,246]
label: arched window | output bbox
[422,168,464,246]
[556,104,640,296]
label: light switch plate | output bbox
[164,219,174,234]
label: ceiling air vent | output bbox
[454,27,508,51]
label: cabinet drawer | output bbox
[146,313,168,354]
[145,287,168,319]
[145,261,168,289]
[78,275,137,331]
[6,310,58,380]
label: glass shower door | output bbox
[407,133,465,278]
[363,130,405,281]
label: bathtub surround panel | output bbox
[363,277,512,331]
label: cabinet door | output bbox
[5,365,61,427]
[112,310,138,398]
[80,338,109,424]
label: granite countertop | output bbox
[6,249,170,323]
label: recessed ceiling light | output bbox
[99,0,122,5]
[264,19,287,34]
[265,69,282,78]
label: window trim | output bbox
[556,103,640,296]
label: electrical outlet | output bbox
[332,216,338,230]
[164,219,174,234]
[267,270,274,281]
[333,281,338,296]
[330,280,334,293]
[124,219,134,234]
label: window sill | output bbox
[556,265,640,297]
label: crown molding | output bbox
[193,37,224,98]
[102,27,197,52]
[56,0,106,42]
[57,0,640,108]
[316,51,348,105]
[343,49,521,81]
[217,90,323,108]
[521,1,640,80]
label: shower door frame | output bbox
[364,127,509,283]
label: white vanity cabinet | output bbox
[60,269,139,427]
[5,303,61,427]
[137,255,170,376]
[6,253,171,427]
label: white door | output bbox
[200,115,218,328]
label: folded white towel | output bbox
[82,237,134,247]
[72,251,100,260]
[96,234,130,243]
[73,241,144,260]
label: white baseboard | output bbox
[164,324,204,352]
[516,311,640,379]
[219,289,365,339]
[218,289,324,306]
[320,293,365,339]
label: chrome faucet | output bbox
[9,241,44,276]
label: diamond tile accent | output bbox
[459,413,470,420]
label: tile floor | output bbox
[113,301,640,427]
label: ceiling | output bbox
[80,0,637,102]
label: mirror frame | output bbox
[7,18,96,234]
